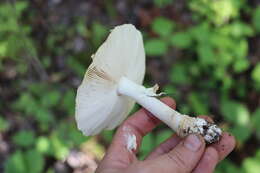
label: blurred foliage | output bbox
[0,0,260,173]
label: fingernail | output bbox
[184,134,202,152]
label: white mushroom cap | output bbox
[75,24,145,136]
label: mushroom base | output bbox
[177,115,222,144]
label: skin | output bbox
[96,97,236,173]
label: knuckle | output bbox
[157,144,170,154]
[205,148,219,163]
[166,150,191,172]
[133,161,150,173]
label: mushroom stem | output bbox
[118,77,182,131]
[117,77,222,143]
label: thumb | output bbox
[149,134,205,173]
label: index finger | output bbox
[199,115,236,160]
[104,97,176,165]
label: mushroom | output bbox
[75,24,222,144]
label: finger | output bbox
[192,147,219,173]
[210,132,236,161]
[145,134,181,160]
[199,116,236,161]
[104,97,176,165]
[144,134,206,173]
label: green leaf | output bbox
[230,125,252,143]
[243,157,260,173]
[188,92,209,115]
[197,44,216,65]
[0,116,9,132]
[0,41,8,57]
[256,149,260,159]
[50,134,69,160]
[102,130,114,143]
[25,150,44,173]
[153,0,174,8]
[46,168,55,173]
[235,22,254,37]
[234,39,248,59]
[155,130,172,146]
[189,23,210,43]
[36,136,51,154]
[67,57,85,77]
[252,63,260,83]
[66,125,88,146]
[12,130,35,147]
[236,81,247,98]
[170,64,190,85]
[189,63,201,77]
[42,56,51,68]
[220,100,250,126]
[179,103,191,115]
[4,149,43,173]
[129,103,140,115]
[145,39,168,56]
[28,83,48,96]
[76,19,88,36]
[40,90,61,108]
[91,22,108,46]
[170,32,192,48]
[61,89,75,116]
[214,66,226,79]
[252,108,260,132]
[253,7,260,33]
[151,17,174,37]
[222,75,233,90]
[163,85,180,99]
[13,93,38,115]
[4,150,26,173]
[218,52,233,67]
[233,58,250,73]
[35,108,54,125]
[140,133,154,160]
[14,2,28,15]
[216,159,242,173]
[210,0,239,25]
[221,21,254,38]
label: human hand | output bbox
[96,97,236,173]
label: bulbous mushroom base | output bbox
[177,115,222,144]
